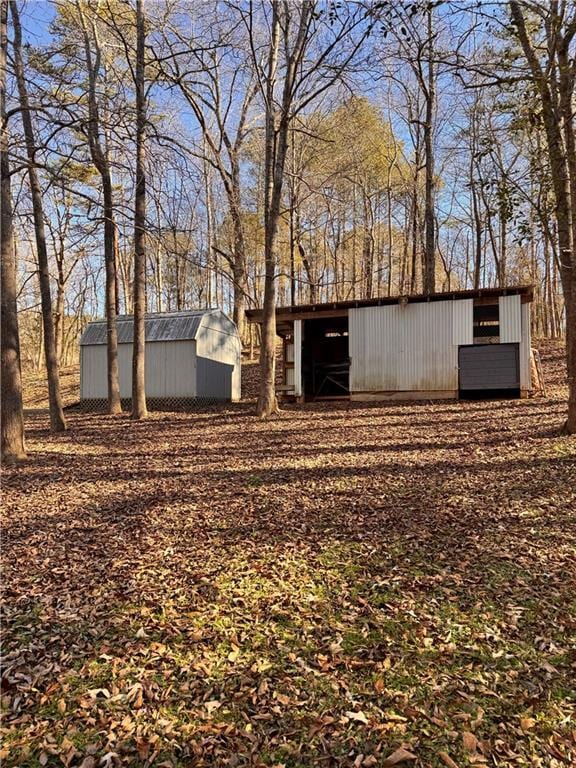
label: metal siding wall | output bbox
[81,341,197,399]
[196,325,241,401]
[499,294,522,343]
[520,302,531,389]
[294,319,303,397]
[117,344,133,398]
[145,340,196,397]
[196,358,233,399]
[80,345,108,399]
[349,301,458,392]
[452,299,473,345]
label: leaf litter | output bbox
[1,342,575,767]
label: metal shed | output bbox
[246,286,533,402]
[80,309,241,406]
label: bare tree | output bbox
[509,0,576,433]
[377,4,438,294]
[422,4,436,294]
[1,0,25,462]
[10,0,66,432]
[76,0,122,413]
[239,0,373,417]
[131,0,147,419]
[156,6,258,341]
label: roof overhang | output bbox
[245,285,533,325]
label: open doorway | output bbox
[302,316,349,399]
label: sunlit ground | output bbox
[2,342,575,767]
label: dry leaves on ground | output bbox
[1,341,575,767]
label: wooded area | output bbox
[2,343,575,767]
[1,2,576,766]
[1,0,576,454]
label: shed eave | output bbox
[245,285,534,325]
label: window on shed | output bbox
[473,303,500,344]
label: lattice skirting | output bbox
[70,397,230,412]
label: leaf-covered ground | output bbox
[2,342,575,768]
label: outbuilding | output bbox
[246,286,533,402]
[80,309,241,407]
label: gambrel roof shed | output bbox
[80,309,241,405]
[80,309,234,345]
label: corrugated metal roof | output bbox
[80,309,221,346]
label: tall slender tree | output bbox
[240,0,373,417]
[76,0,122,413]
[10,0,66,432]
[1,0,25,462]
[131,0,147,419]
[509,0,576,434]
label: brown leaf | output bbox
[382,746,417,765]
[438,752,459,768]
[136,738,151,760]
[463,731,478,752]
[520,717,536,731]
[374,677,386,694]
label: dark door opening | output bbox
[302,316,349,399]
[459,343,520,399]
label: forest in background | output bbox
[1,0,575,454]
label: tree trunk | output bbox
[410,190,419,294]
[77,0,122,413]
[499,212,507,286]
[229,161,249,341]
[131,0,147,419]
[104,195,122,412]
[509,1,575,433]
[423,6,436,295]
[256,2,281,418]
[470,169,482,289]
[1,0,25,462]
[10,0,66,432]
[54,278,64,365]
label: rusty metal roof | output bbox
[80,309,224,346]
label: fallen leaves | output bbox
[462,731,478,752]
[345,710,369,724]
[1,345,575,766]
[438,752,459,768]
[382,745,418,765]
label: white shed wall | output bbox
[500,294,531,391]
[293,319,303,397]
[80,344,108,399]
[81,340,197,399]
[349,300,459,393]
[499,295,522,343]
[142,340,197,397]
[452,299,473,345]
[196,325,241,401]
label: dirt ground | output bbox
[2,341,575,767]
